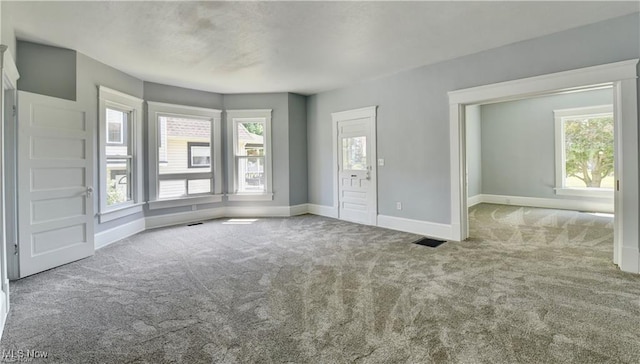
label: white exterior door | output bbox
[333,107,377,225]
[17,91,94,278]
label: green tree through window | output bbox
[564,115,614,188]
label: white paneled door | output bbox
[336,111,377,225]
[17,91,94,278]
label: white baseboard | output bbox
[95,218,146,250]
[377,215,452,241]
[145,207,226,229]
[472,194,614,213]
[307,204,338,218]
[620,246,640,274]
[289,204,309,216]
[467,194,482,207]
[144,205,310,230]
[0,291,7,341]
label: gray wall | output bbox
[144,82,224,110]
[1,3,15,61]
[17,41,76,100]
[465,105,482,198]
[223,93,291,207]
[307,13,639,224]
[288,93,308,205]
[480,88,613,199]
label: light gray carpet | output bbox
[1,204,639,363]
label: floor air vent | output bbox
[413,237,446,248]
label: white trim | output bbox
[225,206,294,217]
[331,106,378,225]
[289,204,309,216]
[2,49,19,89]
[95,219,146,250]
[467,194,483,207]
[472,194,613,213]
[227,193,273,201]
[98,202,145,223]
[620,246,640,274]
[226,109,273,196]
[145,208,225,229]
[98,86,144,220]
[147,194,223,210]
[553,104,614,196]
[377,215,452,241]
[448,59,638,105]
[147,101,223,203]
[146,101,222,115]
[554,188,613,199]
[449,59,639,275]
[145,205,303,230]
[307,204,339,219]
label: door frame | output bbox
[332,106,378,225]
[448,59,639,274]
[0,46,19,337]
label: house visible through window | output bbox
[226,109,273,200]
[157,116,212,198]
[554,104,614,197]
[105,108,131,206]
[98,86,144,222]
[107,108,124,144]
[188,142,211,168]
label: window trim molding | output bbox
[98,86,144,220]
[553,104,614,198]
[147,101,222,207]
[226,109,273,201]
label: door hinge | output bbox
[616,180,620,191]
[13,242,18,255]
[12,105,16,117]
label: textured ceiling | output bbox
[4,1,639,95]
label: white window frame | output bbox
[147,102,222,210]
[98,86,145,222]
[226,109,273,201]
[554,104,614,198]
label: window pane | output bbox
[236,122,264,157]
[159,116,211,174]
[188,143,211,168]
[564,114,614,189]
[106,158,131,206]
[159,180,186,199]
[106,108,126,145]
[342,136,366,170]
[237,156,265,192]
[188,179,211,195]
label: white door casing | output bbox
[448,59,639,274]
[332,106,377,225]
[17,91,94,278]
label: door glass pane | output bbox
[106,158,131,206]
[342,136,366,170]
[188,179,211,195]
[237,156,265,192]
[158,116,211,174]
[563,115,614,189]
[159,180,186,199]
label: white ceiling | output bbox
[4,1,639,95]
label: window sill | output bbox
[148,194,223,210]
[227,193,274,202]
[555,187,614,199]
[99,202,145,223]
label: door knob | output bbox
[86,186,94,197]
